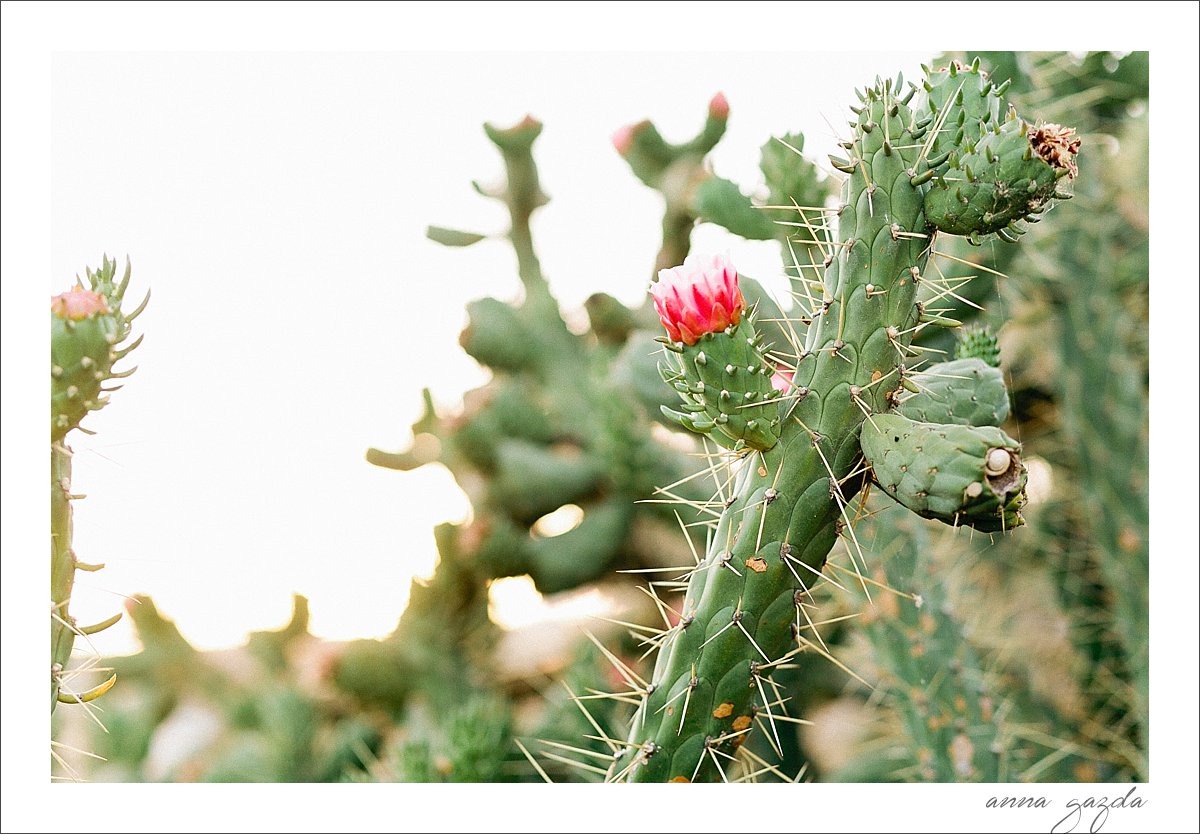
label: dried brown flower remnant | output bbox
[1030,122,1081,178]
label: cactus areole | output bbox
[610,62,1076,782]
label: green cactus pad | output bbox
[49,256,146,444]
[924,116,1078,238]
[459,297,537,372]
[861,413,1026,532]
[527,499,632,593]
[897,358,1010,427]
[491,439,604,521]
[51,301,120,442]
[693,176,776,241]
[658,315,783,452]
[759,132,833,248]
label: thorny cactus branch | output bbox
[608,60,1079,783]
[50,256,147,714]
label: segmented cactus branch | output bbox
[50,256,146,715]
[611,62,1077,782]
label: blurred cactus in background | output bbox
[54,51,1147,786]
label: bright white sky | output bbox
[48,49,931,654]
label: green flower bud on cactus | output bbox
[861,413,1026,532]
[897,358,1010,427]
[955,324,1003,367]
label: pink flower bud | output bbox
[708,91,730,120]
[650,253,745,345]
[611,124,636,155]
[51,288,109,320]
[770,365,794,393]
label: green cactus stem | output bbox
[50,256,146,714]
[610,63,1076,782]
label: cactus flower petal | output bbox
[650,253,745,345]
[771,366,794,393]
[51,288,109,321]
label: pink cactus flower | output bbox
[708,91,730,120]
[51,288,109,321]
[770,365,794,393]
[650,253,745,345]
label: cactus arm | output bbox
[860,414,1026,532]
[482,117,549,292]
[692,176,777,241]
[49,256,145,717]
[50,444,77,710]
[615,76,931,782]
[614,61,1077,782]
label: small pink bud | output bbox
[708,92,730,120]
[611,124,635,155]
[771,365,794,393]
[649,253,745,346]
[51,288,109,321]
[612,119,652,156]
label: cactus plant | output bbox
[50,256,147,719]
[50,53,1150,788]
[607,61,1079,782]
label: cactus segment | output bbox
[897,358,1010,427]
[491,439,604,521]
[459,297,537,372]
[50,445,76,710]
[50,256,146,718]
[921,61,1007,167]
[924,117,1079,237]
[861,413,1026,532]
[51,295,120,442]
[693,176,777,241]
[50,256,146,443]
[917,63,1079,239]
[658,316,782,452]
[616,79,933,782]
